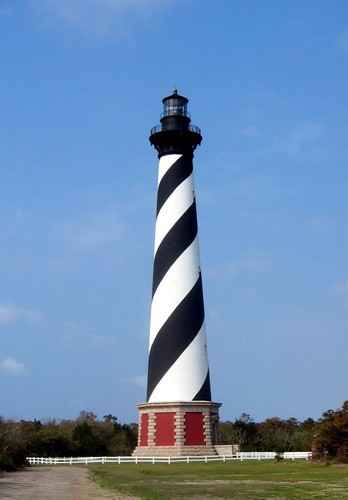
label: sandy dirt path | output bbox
[0,466,140,499]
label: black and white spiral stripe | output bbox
[147,153,212,402]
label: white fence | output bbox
[26,451,312,466]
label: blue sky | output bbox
[1,0,347,425]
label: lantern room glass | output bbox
[162,97,189,118]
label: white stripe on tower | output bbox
[147,151,211,402]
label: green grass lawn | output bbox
[89,460,348,499]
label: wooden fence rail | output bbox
[26,451,312,465]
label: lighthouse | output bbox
[133,90,221,456]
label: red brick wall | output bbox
[155,412,175,446]
[140,413,149,446]
[185,412,205,445]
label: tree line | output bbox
[0,411,137,471]
[219,401,347,461]
[1,401,347,471]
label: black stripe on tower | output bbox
[152,202,197,297]
[156,156,193,215]
[147,274,206,401]
[194,371,211,401]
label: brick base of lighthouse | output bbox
[132,401,221,457]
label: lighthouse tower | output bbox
[134,90,221,457]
